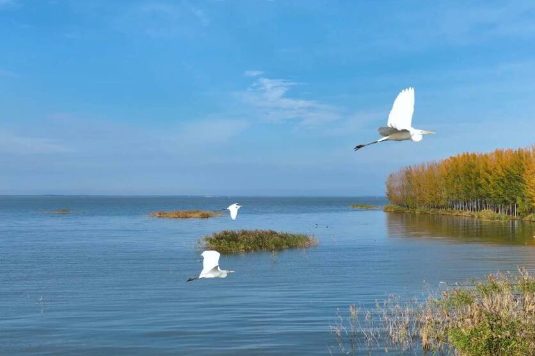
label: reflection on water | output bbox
[387,212,535,246]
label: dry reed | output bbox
[149,210,223,219]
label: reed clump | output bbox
[350,204,380,210]
[149,210,222,219]
[202,229,318,253]
[331,268,535,355]
[52,209,71,214]
[384,205,517,222]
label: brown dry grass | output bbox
[149,210,223,219]
[52,209,71,214]
[331,268,535,355]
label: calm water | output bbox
[1,196,535,355]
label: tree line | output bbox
[386,146,535,217]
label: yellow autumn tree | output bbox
[385,145,535,217]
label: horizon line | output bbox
[0,194,387,198]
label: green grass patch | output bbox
[150,210,222,219]
[202,229,318,253]
[350,204,380,210]
[474,209,510,221]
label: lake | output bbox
[1,196,534,355]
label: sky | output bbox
[1,0,535,196]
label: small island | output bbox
[52,209,72,214]
[350,204,380,210]
[149,210,223,219]
[202,229,318,253]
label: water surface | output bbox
[1,196,534,355]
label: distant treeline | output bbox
[386,146,535,217]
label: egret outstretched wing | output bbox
[378,126,409,137]
[229,208,238,220]
[227,203,240,220]
[201,251,220,275]
[387,87,414,130]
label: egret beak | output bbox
[423,131,435,134]
[228,270,235,273]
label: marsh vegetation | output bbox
[149,210,223,219]
[350,204,380,210]
[331,268,535,356]
[52,209,71,214]
[202,229,318,253]
[383,205,535,222]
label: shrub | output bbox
[202,229,318,253]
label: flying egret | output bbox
[187,250,234,282]
[354,87,435,151]
[225,203,241,220]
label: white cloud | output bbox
[435,1,535,43]
[323,111,385,137]
[114,1,210,37]
[0,69,16,77]
[176,119,249,147]
[244,70,264,77]
[190,6,209,27]
[238,75,341,126]
[0,130,72,154]
[0,0,19,8]
[34,113,249,154]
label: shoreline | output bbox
[383,205,535,222]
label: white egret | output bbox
[187,250,234,282]
[225,203,241,220]
[354,87,435,151]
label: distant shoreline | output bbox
[0,194,387,198]
[383,205,535,222]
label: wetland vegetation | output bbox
[201,229,318,253]
[52,209,71,214]
[332,268,535,356]
[149,210,223,219]
[350,204,380,210]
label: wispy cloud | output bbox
[175,118,249,147]
[238,74,342,126]
[114,1,210,37]
[0,130,72,154]
[13,113,248,156]
[358,1,535,54]
[0,69,16,77]
[435,1,535,43]
[244,70,263,77]
[0,0,19,9]
[323,111,385,137]
[190,6,209,27]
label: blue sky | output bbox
[1,0,535,195]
